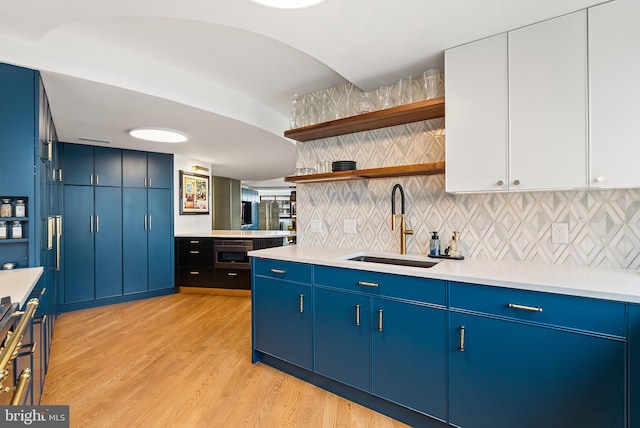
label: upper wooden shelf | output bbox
[284,97,445,142]
[284,162,445,183]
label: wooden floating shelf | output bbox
[284,97,445,142]
[285,162,445,183]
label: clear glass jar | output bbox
[0,199,11,218]
[15,199,25,218]
[0,221,6,239]
[11,221,22,239]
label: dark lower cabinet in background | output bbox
[176,238,215,288]
[175,237,284,290]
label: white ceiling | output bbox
[0,0,605,185]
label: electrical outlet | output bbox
[551,223,569,244]
[310,219,322,233]
[344,219,357,234]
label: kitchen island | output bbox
[249,245,640,428]
[175,230,296,291]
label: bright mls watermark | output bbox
[0,406,69,427]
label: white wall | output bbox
[173,154,212,234]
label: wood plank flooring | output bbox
[41,293,409,428]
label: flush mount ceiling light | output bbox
[251,0,326,9]
[128,127,189,143]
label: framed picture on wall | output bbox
[179,170,209,215]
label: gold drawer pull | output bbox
[270,269,286,274]
[358,281,379,288]
[189,250,200,254]
[189,271,200,275]
[508,303,543,313]
[459,325,465,351]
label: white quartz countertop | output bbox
[0,267,44,307]
[248,245,640,304]
[176,230,296,239]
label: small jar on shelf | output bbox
[15,199,25,217]
[11,221,22,239]
[0,199,11,218]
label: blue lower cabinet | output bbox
[449,311,626,428]
[630,304,640,428]
[314,287,370,391]
[253,276,313,370]
[371,297,446,420]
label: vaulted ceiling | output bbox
[0,0,603,184]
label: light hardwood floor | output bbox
[41,293,409,428]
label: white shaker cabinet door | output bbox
[508,10,588,191]
[445,34,509,193]
[589,0,640,188]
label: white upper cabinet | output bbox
[445,11,588,193]
[589,0,640,188]
[508,11,588,191]
[445,34,508,193]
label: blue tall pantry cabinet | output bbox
[122,150,173,295]
[61,145,174,311]
[0,62,60,404]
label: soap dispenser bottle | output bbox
[449,231,461,258]
[430,231,440,256]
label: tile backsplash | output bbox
[294,104,640,270]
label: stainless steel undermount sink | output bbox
[346,255,438,269]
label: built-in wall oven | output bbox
[213,239,252,270]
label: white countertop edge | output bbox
[249,245,640,304]
[176,230,296,239]
[0,267,44,307]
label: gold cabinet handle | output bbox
[513,179,521,186]
[270,269,286,274]
[508,303,543,313]
[96,215,99,233]
[355,304,361,326]
[189,240,200,244]
[10,368,31,405]
[189,271,200,275]
[378,309,383,331]
[189,250,200,254]
[459,325,465,351]
[299,294,304,313]
[227,272,238,276]
[358,281,379,288]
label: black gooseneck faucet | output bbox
[391,184,413,254]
